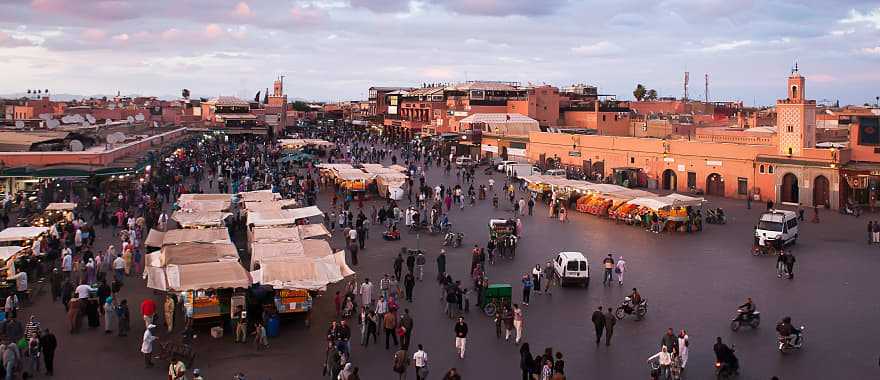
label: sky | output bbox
[0,0,879,106]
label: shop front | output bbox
[841,162,880,210]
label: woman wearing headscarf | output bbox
[85,259,96,285]
[103,296,115,334]
[520,342,533,380]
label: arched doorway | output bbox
[813,175,829,207]
[781,173,799,204]
[662,169,677,191]
[592,161,605,180]
[706,173,724,196]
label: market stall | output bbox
[145,227,232,249]
[146,261,252,323]
[0,226,49,243]
[246,206,324,228]
[171,210,231,228]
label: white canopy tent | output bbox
[0,227,49,242]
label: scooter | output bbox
[777,326,805,353]
[615,297,648,320]
[706,208,727,224]
[443,231,464,248]
[730,310,760,331]
[714,350,739,379]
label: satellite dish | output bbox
[46,119,60,129]
[69,140,84,152]
[14,121,24,129]
[126,116,135,123]
[86,114,96,124]
[135,113,145,122]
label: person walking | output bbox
[141,324,158,367]
[868,221,874,244]
[532,265,542,295]
[784,251,797,280]
[678,329,690,369]
[513,304,524,344]
[392,347,409,380]
[872,221,879,244]
[591,306,605,345]
[602,254,615,286]
[527,197,534,216]
[436,250,447,280]
[394,254,404,281]
[116,299,131,337]
[383,310,398,350]
[400,309,414,351]
[454,317,468,359]
[412,344,429,380]
[360,279,373,308]
[39,329,57,376]
[520,343,534,380]
[140,297,156,329]
[604,306,616,346]
[404,273,415,302]
[521,274,532,306]
[615,256,627,286]
[415,251,426,281]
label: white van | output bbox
[755,210,799,246]
[553,251,590,287]
[544,169,566,177]
[497,160,517,172]
[454,156,473,167]
[507,164,540,178]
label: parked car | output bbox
[552,251,590,287]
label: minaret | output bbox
[776,63,816,156]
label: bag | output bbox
[614,267,621,274]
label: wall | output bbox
[0,128,186,167]
[527,131,776,199]
[562,111,630,136]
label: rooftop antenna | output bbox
[683,71,689,101]
[704,73,709,103]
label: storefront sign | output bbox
[706,160,723,167]
[677,164,686,172]
[871,171,880,176]
[569,151,581,157]
[663,157,675,163]
[481,145,498,153]
[507,148,526,156]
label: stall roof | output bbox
[388,164,407,172]
[238,190,281,202]
[242,199,299,212]
[250,251,354,291]
[177,199,231,212]
[316,163,354,170]
[627,197,673,210]
[334,169,374,181]
[45,202,77,211]
[246,206,323,227]
[160,242,239,266]
[249,227,301,242]
[0,226,49,242]
[663,193,706,206]
[171,210,231,228]
[0,246,25,262]
[145,228,231,248]
[299,224,331,239]
[177,194,231,202]
[151,261,251,291]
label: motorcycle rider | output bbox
[737,297,756,320]
[713,337,739,373]
[776,316,801,344]
[629,288,643,311]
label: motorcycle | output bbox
[706,208,727,224]
[730,309,760,331]
[443,231,464,248]
[615,297,648,320]
[714,345,739,379]
[777,326,805,353]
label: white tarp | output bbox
[0,227,49,242]
[45,202,76,211]
[298,224,331,239]
[150,261,251,291]
[247,206,323,227]
[0,246,25,262]
[626,197,673,210]
[177,199,230,212]
[238,190,281,202]
[145,228,231,248]
[663,193,706,206]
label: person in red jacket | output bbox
[141,298,156,329]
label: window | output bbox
[768,165,774,174]
[786,218,798,229]
[579,261,587,271]
[602,115,607,122]
[687,172,697,188]
[787,147,793,155]
[737,178,748,195]
[759,164,765,174]
[630,157,635,164]
[566,261,579,271]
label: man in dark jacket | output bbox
[404,273,415,302]
[661,328,679,355]
[436,250,447,279]
[40,328,58,376]
[393,254,404,281]
[604,306,616,346]
[591,306,605,345]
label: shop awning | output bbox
[663,193,706,207]
[238,190,281,202]
[298,224,331,239]
[160,242,239,266]
[249,227,302,243]
[147,261,252,292]
[250,251,354,291]
[178,194,232,202]
[0,226,49,242]
[246,206,324,227]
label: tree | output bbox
[645,89,658,101]
[633,84,646,101]
[253,90,261,103]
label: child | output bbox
[253,321,268,350]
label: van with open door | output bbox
[755,210,799,246]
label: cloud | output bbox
[434,0,565,16]
[31,0,140,21]
[0,31,36,47]
[699,40,752,52]
[571,41,621,57]
[420,66,456,79]
[80,28,106,41]
[348,0,410,13]
[111,33,129,42]
[829,28,855,36]
[861,46,880,55]
[204,24,223,38]
[232,2,254,17]
[840,7,880,29]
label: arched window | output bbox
[791,85,798,99]
[759,164,765,174]
[788,147,793,155]
[768,165,774,174]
